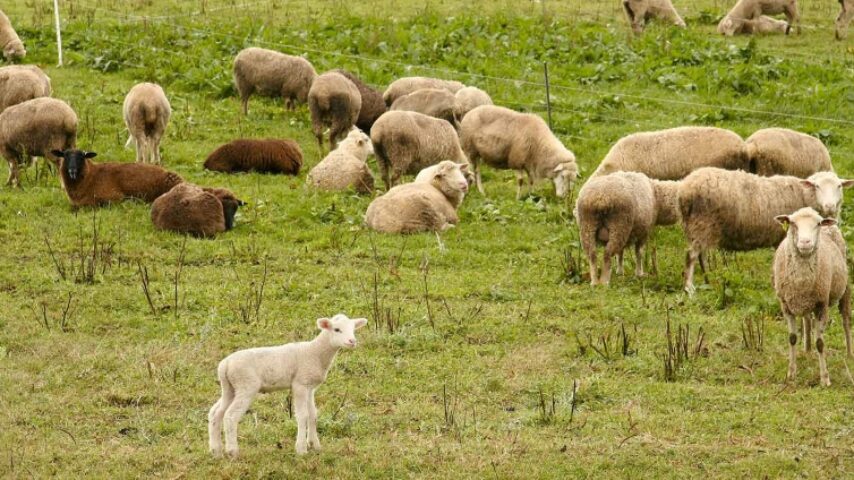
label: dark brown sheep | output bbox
[151,183,244,237]
[203,139,303,175]
[53,149,183,208]
[332,69,386,134]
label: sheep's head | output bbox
[341,128,373,158]
[206,188,245,231]
[3,41,25,61]
[430,161,469,198]
[317,314,368,349]
[53,149,96,182]
[775,207,836,257]
[802,172,854,218]
[717,16,738,36]
[551,162,579,198]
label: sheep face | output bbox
[775,207,837,257]
[802,172,854,218]
[3,43,25,61]
[431,161,469,197]
[344,128,373,156]
[552,162,579,198]
[53,149,97,182]
[717,16,739,35]
[317,314,368,349]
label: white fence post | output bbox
[53,0,63,66]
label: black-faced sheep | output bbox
[382,76,466,106]
[308,72,362,151]
[390,88,459,130]
[718,0,800,36]
[123,82,171,164]
[0,10,25,61]
[151,183,244,237]
[307,128,375,194]
[203,139,303,175]
[622,0,687,34]
[0,65,50,112]
[332,69,386,134]
[233,47,317,114]
[53,149,183,208]
[454,86,493,121]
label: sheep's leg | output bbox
[683,246,702,296]
[390,168,403,189]
[586,249,599,286]
[474,159,485,195]
[240,95,250,115]
[208,381,234,457]
[842,284,852,357]
[600,253,612,286]
[838,2,854,40]
[816,306,831,386]
[223,392,255,458]
[307,388,321,451]
[134,136,144,163]
[631,5,647,34]
[803,315,812,352]
[435,231,447,253]
[292,384,310,455]
[515,170,525,200]
[5,155,21,188]
[785,4,800,35]
[616,251,625,276]
[634,243,644,277]
[784,309,798,381]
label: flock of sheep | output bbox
[1,2,852,459]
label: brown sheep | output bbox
[332,69,386,134]
[203,139,303,175]
[390,88,459,130]
[151,183,244,237]
[308,72,362,151]
[53,149,183,208]
[0,65,50,112]
[233,47,317,114]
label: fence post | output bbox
[53,0,63,66]
[543,62,553,130]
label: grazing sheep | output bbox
[151,183,244,237]
[382,76,466,106]
[773,207,852,386]
[0,65,50,112]
[123,82,171,164]
[678,168,853,295]
[576,172,680,285]
[0,97,76,187]
[332,69,386,134]
[454,86,493,121]
[208,314,367,457]
[204,139,303,175]
[837,0,854,39]
[308,72,362,151]
[365,161,469,236]
[622,0,687,34]
[459,105,578,199]
[308,128,375,194]
[53,149,183,208]
[233,47,317,114]
[371,110,467,190]
[736,15,791,34]
[717,0,800,36]
[590,126,747,180]
[745,128,833,178]
[390,88,459,130]
[0,10,25,61]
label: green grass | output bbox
[2,0,854,477]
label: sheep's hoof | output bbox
[821,377,831,387]
[295,443,308,455]
[225,448,239,459]
[684,284,696,297]
[210,447,224,458]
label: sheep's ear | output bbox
[84,151,97,158]
[51,150,65,158]
[820,218,837,227]
[842,179,854,189]
[553,164,565,173]
[317,318,332,330]
[774,215,790,225]
[353,318,368,329]
[800,180,815,189]
[457,163,469,172]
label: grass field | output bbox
[2,0,854,477]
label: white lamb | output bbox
[208,314,367,457]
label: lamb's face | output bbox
[52,149,97,181]
[343,128,373,156]
[431,161,469,196]
[317,314,368,349]
[775,207,836,257]
[803,172,854,218]
[552,162,578,198]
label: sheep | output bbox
[414,159,475,188]
[459,105,578,199]
[208,313,367,457]
[308,72,362,151]
[590,126,747,180]
[390,88,459,130]
[622,0,687,34]
[717,0,800,36]
[735,15,791,34]
[365,161,469,237]
[454,86,493,121]
[0,97,76,187]
[576,172,680,286]
[151,183,243,237]
[678,168,854,295]
[772,207,852,386]
[123,82,171,164]
[203,139,303,175]
[52,149,183,208]
[0,10,25,61]
[744,128,833,178]
[332,69,386,134]
[0,65,50,114]
[233,47,317,115]
[370,110,468,190]
[307,128,375,194]
[837,0,854,39]
[382,76,466,106]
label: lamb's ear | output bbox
[800,179,816,189]
[84,151,97,159]
[457,163,469,172]
[317,318,332,330]
[51,150,65,158]
[774,215,791,225]
[842,179,854,189]
[820,218,837,227]
[353,318,368,329]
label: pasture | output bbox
[2,0,854,477]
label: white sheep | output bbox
[744,128,833,178]
[208,313,367,457]
[307,128,375,194]
[0,65,50,112]
[735,15,791,35]
[382,76,466,106]
[453,86,493,121]
[678,168,854,295]
[837,0,854,39]
[233,47,318,114]
[623,0,687,34]
[773,207,852,386]
[718,0,799,36]
[123,82,171,164]
[0,10,25,61]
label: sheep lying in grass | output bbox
[718,0,800,36]
[204,138,303,175]
[678,168,853,295]
[309,71,362,151]
[745,128,833,177]
[0,10,25,61]
[773,207,852,386]
[208,314,367,457]
[307,128,375,194]
[454,86,493,121]
[0,65,50,112]
[233,47,317,114]
[390,88,459,130]
[576,172,680,286]
[837,0,854,39]
[591,126,747,180]
[123,82,171,164]
[0,97,76,187]
[53,149,183,208]
[151,183,244,237]
[460,105,578,199]
[734,15,791,34]
[622,0,687,34]
[332,69,386,134]
[382,76,466,106]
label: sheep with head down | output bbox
[717,0,800,36]
[0,65,50,112]
[454,86,492,121]
[0,10,25,61]
[232,47,317,114]
[622,0,686,34]
[151,183,244,238]
[744,128,832,178]
[382,76,465,106]
[332,69,386,134]
[308,71,362,151]
[390,88,459,130]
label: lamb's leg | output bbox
[803,315,812,352]
[515,170,525,200]
[683,245,702,296]
[223,391,255,458]
[292,384,310,455]
[307,388,321,450]
[208,381,234,457]
[816,306,831,386]
[634,243,644,277]
[838,2,854,40]
[784,309,798,381]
